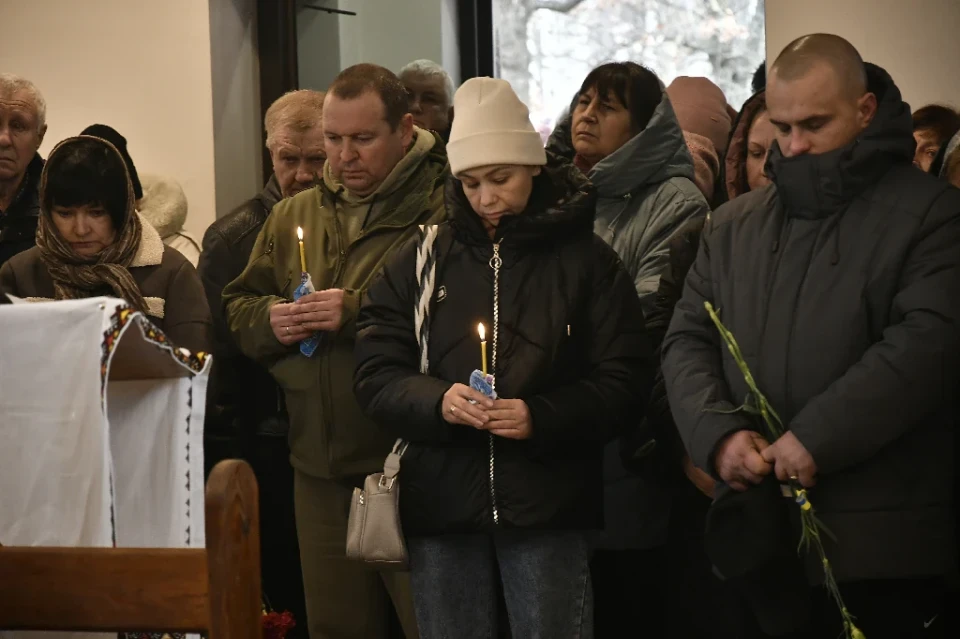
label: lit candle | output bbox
[478,323,487,375]
[297,226,307,273]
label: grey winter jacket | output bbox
[586,94,709,317]
[550,89,710,549]
[662,64,960,582]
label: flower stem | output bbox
[703,301,864,639]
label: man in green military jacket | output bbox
[224,63,448,639]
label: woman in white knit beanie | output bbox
[354,77,652,638]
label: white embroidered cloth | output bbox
[0,297,209,639]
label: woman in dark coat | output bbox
[0,136,211,353]
[354,77,652,638]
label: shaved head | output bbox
[771,34,867,99]
[766,34,877,157]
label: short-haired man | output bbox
[198,88,326,635]
[663,34,960,636]
[399,59,454,141]
[224,64,447,638]
[0,73,47,268]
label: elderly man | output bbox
[224,64,447,639]
[198,89,325,638]
[0,73,46,268]
[399,59,454,141]
[663,34,960,637]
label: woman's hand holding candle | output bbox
[442,383,494,428]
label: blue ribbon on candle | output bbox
[293,272,321,357]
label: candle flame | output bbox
[297,226,303,241]
[478,323,485,341]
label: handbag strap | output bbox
[385,224,439,473]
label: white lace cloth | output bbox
[0,297,209,639]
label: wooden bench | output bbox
[0,459,262,638]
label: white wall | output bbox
[765,0,960,111]
[297,0,460,90]
[0,0,263,239]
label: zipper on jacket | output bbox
[488,240,503,524]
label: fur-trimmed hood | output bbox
[139,174,188,239]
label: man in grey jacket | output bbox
[663,34,960,637]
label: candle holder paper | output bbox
[469,369,497,400]
[293,272,321,357]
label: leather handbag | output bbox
[345,439,410,567]
[345,225,439,569]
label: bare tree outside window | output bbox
[493,0,766,141]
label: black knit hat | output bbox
[80,124,143,200]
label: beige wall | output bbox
[1,0,262,239]
[766,0,960,111]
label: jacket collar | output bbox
[317,131,449,231]
[449,156,597,248]
[939,131,960,180]
[261,174,283,211]
[130,212,164,267]
[766,64,914,220]
[588,88,696,199]
[2,154,44,219]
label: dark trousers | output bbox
[663,480,745,639]
[590,547,667,638]
[249,434,308,639]
[744,577,956,639]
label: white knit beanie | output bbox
[447,77,547,176]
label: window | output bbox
[493,0,766,140]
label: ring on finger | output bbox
[449,405,457,414]
[285,326,290,334]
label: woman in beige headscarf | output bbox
[0,135,211,353]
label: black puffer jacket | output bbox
[0,154,43,269]
[662,64,960,582]
[355,161,652,536]
[198,175,284,472]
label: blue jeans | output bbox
[407,530,593,639]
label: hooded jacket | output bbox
[662,64,960,582]
[0,154,43,269]
[223,133,448,479]
[354,160,652,535]
[139,174,201,266]
[548,90,709,316]
[550,88,710,549]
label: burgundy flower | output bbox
[262,610,296,639]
